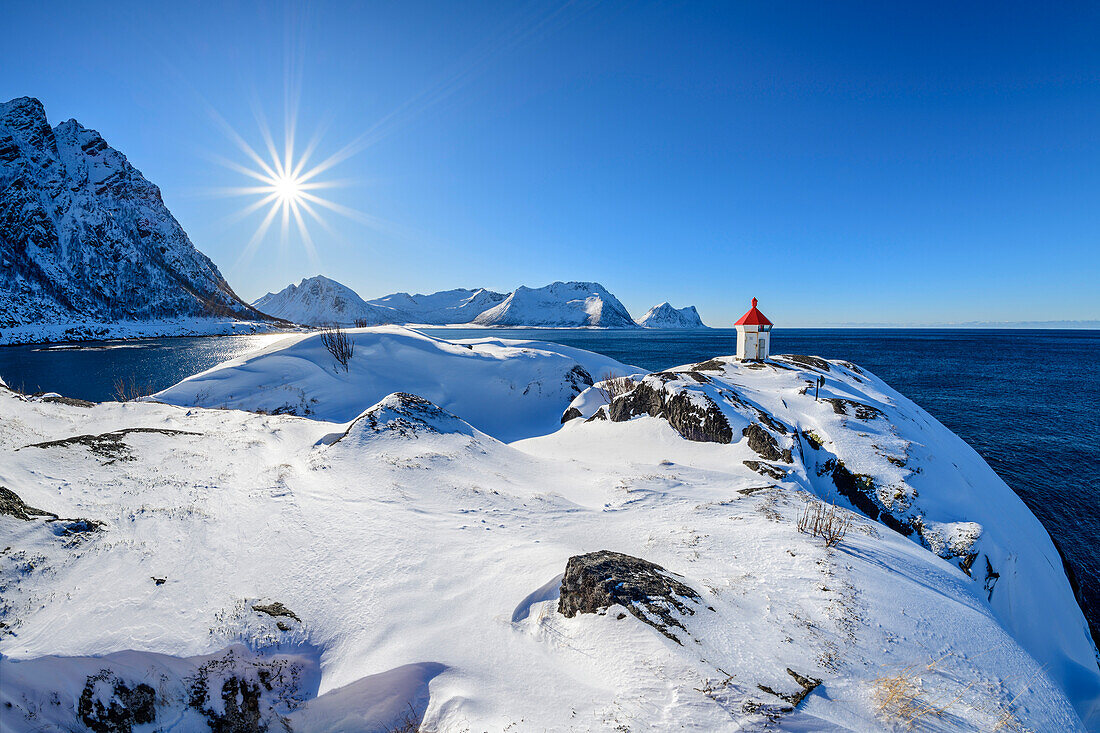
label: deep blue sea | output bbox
[1,328,1098,640]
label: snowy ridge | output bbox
[0,336,1096,730]
[637,301,708,328]
[0,97,271,342]
[252,276,692,328]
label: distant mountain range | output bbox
[0,97,271,339]
[252,276,709,329]
[0,96,708,340]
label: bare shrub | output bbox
[384,702,422,732]
[320,325,354,372]
[594,372,637,404]
[112,376,153,402]
[796,499,852,548]
[353,318,372,328]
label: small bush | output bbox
[796,499,851,548]
[320,325,354,372]
[112,376,153,402]
[384,702,422,732]
[353,318,372,328]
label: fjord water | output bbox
[2,328,1098,640]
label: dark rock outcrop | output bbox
[560,406,583,423]
[78,671,156,733]
[742,424,788,463]
[37,394,96,408]
[0,486,57,520]
[252,601,300,623]
[608,379,733,444]
[776,355,831,371]
[743,461,788,481]
[757,668,822,707]
[827,398,884,421]
[20,427,199,462]
[819,458,913,537]
[192,676,265,733]
[559,550,706,643]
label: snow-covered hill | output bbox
[153,326,633,441]
[1,333,1096,731]
[473,281,638,328]
[0,97,271,344]
[637,302,708,328]
[253,278,657,328]
[252,276,400,326]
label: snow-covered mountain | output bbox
[367,287,508,324]
[253,278,648,328]
[252,275,399,326]
[0,97,269,341]
[637,302,708,328]
[2,332,1097,730]
[473,281,638,328]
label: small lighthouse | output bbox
[734,297,773,361]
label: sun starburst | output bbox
[206,93,374,271]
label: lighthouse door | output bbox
[757,337,766,360]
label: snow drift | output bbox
[152,326,634,442]
[1,338,1097,731]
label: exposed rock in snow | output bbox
[604,372,740,444]
[0,97,272,343]
[558,550,707,644]
[637,302,708,328]
[1,337,1097,730]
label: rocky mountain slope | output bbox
[0,97,272,343]
[637,301,708,328]
[253,276,682,328]
[1,331,1096,731]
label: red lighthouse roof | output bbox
[734,297,772,326]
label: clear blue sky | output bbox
[3,1,1099,326]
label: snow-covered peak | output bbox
[252,275,398,326]
[637,302,708,328]
[0,97,268,333]
[473,281,639,328]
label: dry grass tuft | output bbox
[112,376,154,402]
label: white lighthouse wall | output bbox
[736,326,770,360]
[736,326,755,360]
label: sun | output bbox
[272,174,302,203]
[207,98,376,270]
